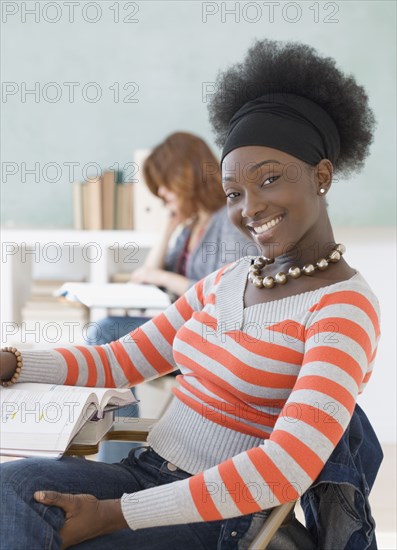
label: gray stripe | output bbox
[283,388,351,427]
[148,398,264,474]
[272,415,334,462]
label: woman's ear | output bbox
[315,159,333,194]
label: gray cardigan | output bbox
[165,206,253,289]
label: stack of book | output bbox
[73,170,134,230]
[21,279,89,347]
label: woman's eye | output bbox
[226,191,240,199]
[262,175,280,186]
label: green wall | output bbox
[2,0,396,227]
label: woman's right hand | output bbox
[0,350,18,383]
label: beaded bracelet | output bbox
[1,347,23,387]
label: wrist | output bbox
[0,348,22,386]
[98,499,129,535]
[156,269,169,288]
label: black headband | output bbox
[221,93,340,166]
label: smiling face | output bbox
[222,146,332,260]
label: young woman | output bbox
[0,40,381,550]
[90,132,252,463]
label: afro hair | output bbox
[208,39,376,176]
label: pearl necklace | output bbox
[248,243,346,289]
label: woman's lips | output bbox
[247,215,285,239]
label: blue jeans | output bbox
[0,446,225,549]
[86,316,149,463]
[86,316,150,346]
[0,438,375,549]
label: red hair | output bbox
[143,132,225,219]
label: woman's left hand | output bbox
[34,491,128,549]
[130,266,165,286]
[130,267,189,296]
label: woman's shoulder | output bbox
[326,268,377,297]
[315,269,381,317]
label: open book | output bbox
[0,383,138,458]
[55,282,171,310]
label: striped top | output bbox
[20,257,381,530]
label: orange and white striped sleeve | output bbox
[18,269,222,388]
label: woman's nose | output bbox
[241,194,266,219]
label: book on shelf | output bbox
[115,182,134,230]
[102,170,116,230]
[111,272,132,283]
[72,181,84,230]
[30,279,84,298]
[22,303,88,321]
[82,179,92,229]
[18,279,89,346]
[22,279,89,323]
[84,176,102,230]
[0,383,138,458]
[72,170,134,230]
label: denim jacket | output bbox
[300,404,383,550]
[218,404,383,550]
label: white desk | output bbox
[0,228,157,337]
[57,282,171,310]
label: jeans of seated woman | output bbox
[0,447,225,549]
[0,410,380,549]
[0,447,316,549]
[86,315,149,463]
